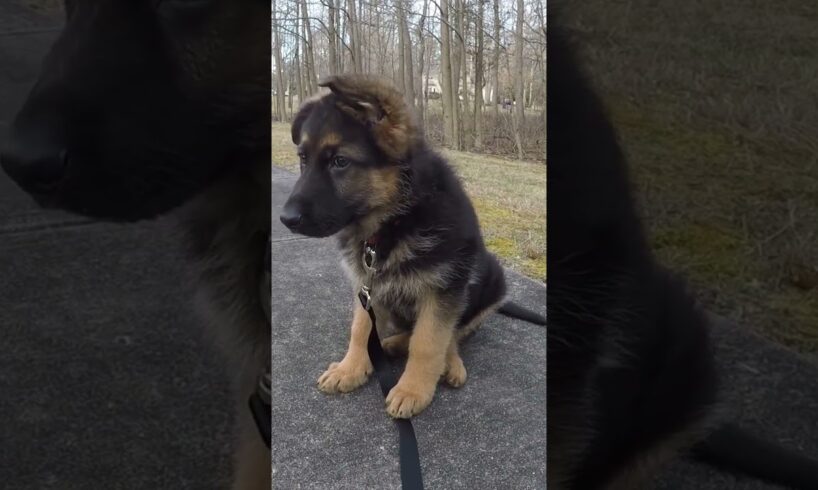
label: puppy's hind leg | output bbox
[444,338,467,388]
[381,331,410,357]
[317,298,374,394]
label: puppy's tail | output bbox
[691,423,818,489]
[497,301,546,326]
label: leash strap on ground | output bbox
[249,370,271,449]
[360,292,425,490]
[249,233,273,449]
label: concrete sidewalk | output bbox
[269,169,548,489]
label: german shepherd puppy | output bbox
[0,2,270,489]
[279,74,544,419]
[548,20,818,489]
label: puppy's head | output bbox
[0,0,269,221]
[280,74,417,238]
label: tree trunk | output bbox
[272,0,286,121]
[293,2,306,106]
[398,5,406,93]
[473,0,484,150]
[513,0,525,160]
[400,0,415,109]
[492,0,500,118]
[526,62,536,107]
[338,0,346,72]
[300,0,317,93]
[460,0,471,147]
[347,0,363,73]
[440,0,455,147]
[424,38,431,128]
[416,0,429,124]
[327,0,338,75]
[450,0,463,149]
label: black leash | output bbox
[249,371,271,448]
[359,244,425,490]
[249,233,424,486]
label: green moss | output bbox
[486,236,517,257]
[652,222,748,282]
[766,290,818,351]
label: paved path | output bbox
[269,169,548,489]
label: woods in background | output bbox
[272,0,546,161]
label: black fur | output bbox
[547,18,720,489]
[692,424,818,489]
[548,18,818,490]
[283,88,507,331]
[281,76,526,418]
[1,0,270,222]
[498,302,546,326]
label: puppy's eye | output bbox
[331,156,350,169]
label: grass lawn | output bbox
[567,0,818,353]
[272,122,546,281]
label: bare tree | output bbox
[473,0,485,150]
[512,0,524,160]
[451,0,464,149]
[492,0,500,118]
[300,0,318,93]
[415,0,430,122]
[399,0,415,109]
[327,0,339,75]
[272,0,545,161]
[273,0,286,121]
[460,0,471,145]
[440,0,455,146]
[347,0,364,73]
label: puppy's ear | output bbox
[291,99,319,145]
[318,74,416,160]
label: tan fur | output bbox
[318,131,342,149]
[456,298,504,341]
[381,332,411,357]
[444,339,467,388]
[318,74,417,160]
[381,327,467,388]
[385,295,456,418]
[368,166,401,209]
[317,298,374,393]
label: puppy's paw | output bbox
[385,379,436,418]
[381,333,410,357]
[317,360,372,394]
[444,360,467,388]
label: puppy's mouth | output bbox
[281,213,355,239]
[286,220,344,238]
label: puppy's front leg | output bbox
[317,298,373,393]
[386,296,454,418]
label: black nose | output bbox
[279,205,302,230]
[1,134,68,195]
